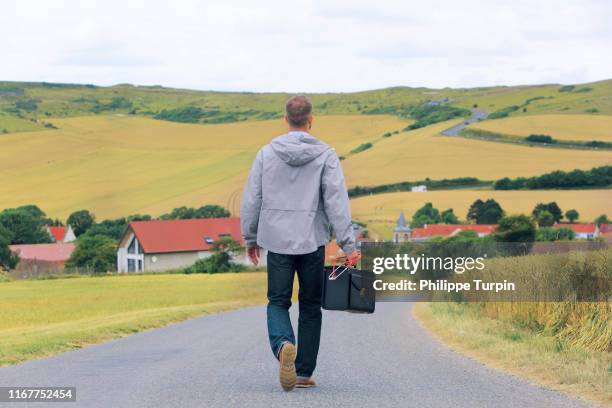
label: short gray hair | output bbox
[285,95,312,127]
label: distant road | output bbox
[442,108,489,136]
[0,303,590,408]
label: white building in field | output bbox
[411,185,427,192]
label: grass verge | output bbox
[0,272,267,366]
[413,302,611,407]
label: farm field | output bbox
[469,114,612,141]
[0,114,408,219]
[350,189,612,239]
[0,272,267,366]
[341,121,612,187]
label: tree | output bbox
[0,207,52,244]
[410,202,441,227]
[532,202,563,223]
[467,199,504,224]
[67,210,95,236]
[536,210,554,227]
[184,237,244,273]
[0,225,19,270]
[565,209,579,223]
[160,205,230,220]
[195,205,230,218]
[467,199,484,223]
[82,218,127,240]
[441,208,459,224]
[66,235,116,272]
[494,215,536,243]
[594,214,609,225]
[536,227,575,241]
[493,177,513,190]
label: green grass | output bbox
[0,273,267,366]
[415,302,611,406]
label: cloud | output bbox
[0,0,610,92]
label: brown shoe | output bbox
[296,377,316,388]
[278,342,296,391]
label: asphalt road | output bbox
[441,108,489,136]
[0,303,591,408]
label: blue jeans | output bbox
[267,246,325,378]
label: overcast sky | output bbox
[2,0,611,92]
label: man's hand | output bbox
[346,251,361,266]
[247,245,261,266]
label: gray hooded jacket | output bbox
[240,131,356,255]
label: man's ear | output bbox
[308,115,313,129]
[284,115,289,124]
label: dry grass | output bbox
[470,114,612,141]
[341,121,612,187]
[0,114,407,219]
[350,189,612,239]
[414,302,611,407]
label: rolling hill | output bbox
[0,114,407,219]
[1,79,611,237]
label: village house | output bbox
[46,225,76,243]
[116,217,257,273]
[553,223,599,239]
[8,243,75,278]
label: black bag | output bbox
[322,263,375,313]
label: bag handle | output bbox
[328,255,353,281]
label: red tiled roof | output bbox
[553,223,597,234]
[412,224,497,239]
[128,218,243,254]
[598,224,612,233]
[9,243,75,262]
[47,226,66,242]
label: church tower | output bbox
[393,211,412,243]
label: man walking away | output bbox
[241,95,359,391]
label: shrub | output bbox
[536,227,575,241]
[558,85,575,92]
[494,215,536,243]
[584,140,611,148]
[66,235,117,272]
[584,108,599,113]
[15,99,38,111]
[488,105,519,119]
[525,134,556,144]
[184,237,244,273]
[493,166,612,190]
[350,143,373,154]
[404,105,470,130]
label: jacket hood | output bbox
[270,132,330,166]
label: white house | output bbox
[116,217,261,273]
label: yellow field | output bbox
[0,114,408,219]
[0,272,267,366]
[350,189,612,239]
[469,114,612,141]
[341,121,612,187]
